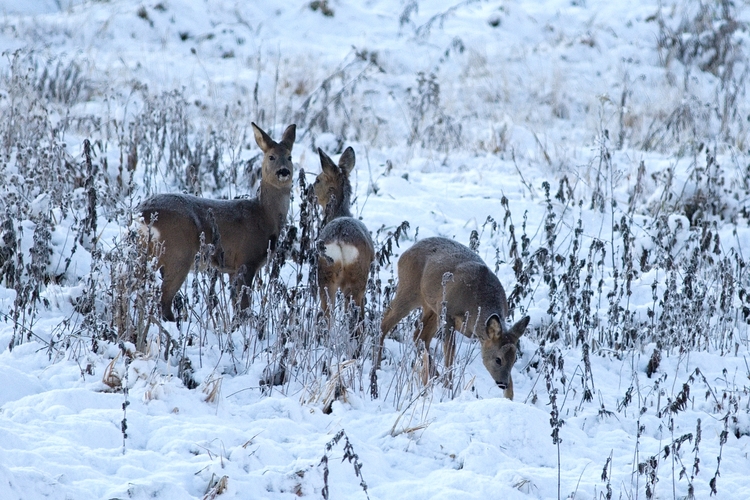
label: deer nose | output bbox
[276,168,291,180]
[496,382,507,390]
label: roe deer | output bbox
[139,123,296,321]
[314,147,375,338]
[377,237,530,399]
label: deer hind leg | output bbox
[413,308,438,383]
[346,284,368,357]
[377,280,421,368]
[318,283,335,324]
[158,253,193,322]
[413,308,438,347]
[317,258,342,320]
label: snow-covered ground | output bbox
[1,1,749,499]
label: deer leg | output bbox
[504,375,514,401]
[348,286,367,357]
[233,266,256,312]
[412,308,438,382]
[351,287,366,322]
[377,281,421,368]
[317,262,329,316]
[318,285,333,322]
[414,308,438,347]
[317,258,342,321]
[158,255,193,322]
[442,315,457,383]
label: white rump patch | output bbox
[138,220,161,242]
[324,242,359,265]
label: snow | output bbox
[0,0,749,499]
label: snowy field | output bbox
[1,0,750,499]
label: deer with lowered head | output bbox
[138,122,296,321]
[313,147,375,340]
[377,237,530,399]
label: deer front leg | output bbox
[504,375,514,400]
[442,315,457,385]
[232,265,256,313]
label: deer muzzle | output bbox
[496,382,507,390]
[276,168,291,181]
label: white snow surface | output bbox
[0,1,749,499]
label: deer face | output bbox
[252,123,296,190]
[480,314,530,392]
[481,339,518,391]
[313,170,336,210]
[314,147,354,211]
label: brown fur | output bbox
[377,237,530,399]
[139,123,296,321]
[314,147,375,341]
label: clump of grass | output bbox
[309,0,334,17]
[650,1,749,147]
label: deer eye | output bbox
[287,155,292,161]
[269,155,276,161]
[495,357,503,366]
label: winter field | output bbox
[1,0,750,498]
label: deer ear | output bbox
[318,148,339,175]
[506,315,530,343]
[485,314,503,341]
[252,122,273,152]
[280,123,296,150]
[338,146,355,175]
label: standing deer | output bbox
[139,123,296,321]
[377,237,530,399]
[313,147,375,340]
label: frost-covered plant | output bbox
[654,0,750,146]
[293,50,379,147]
[32,54,93,106]
[114,234,161,351]
[406,71,462,151]
[657,0,746,79]
[319,429,370,500]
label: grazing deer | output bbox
[313,147,375,338]
[139,123,296,321]
[377,237,530,399]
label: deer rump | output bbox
[317,217,374,300]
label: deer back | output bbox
[397,237,508,331]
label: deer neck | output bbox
[258,182,292,232]
[323,190,352,225]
